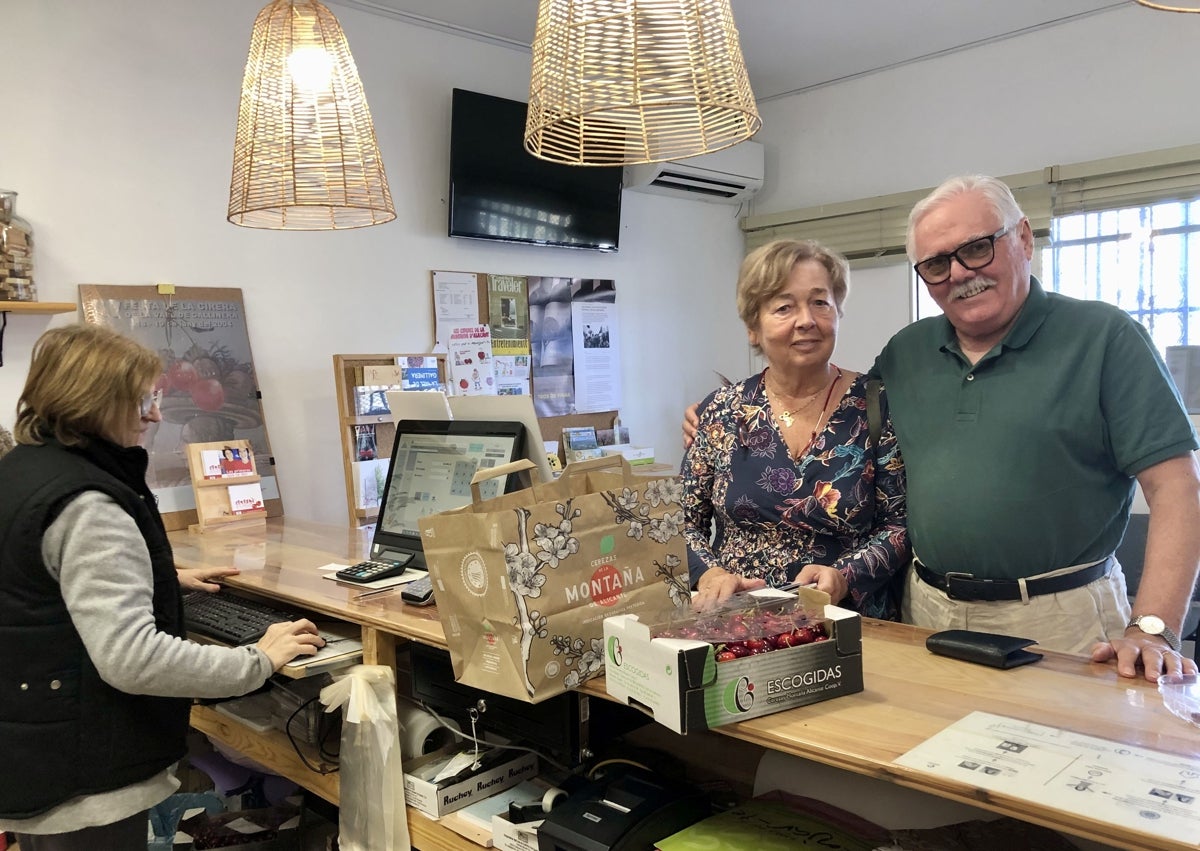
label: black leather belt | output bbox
[913,557,1112,602]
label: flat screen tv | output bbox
[448,88,623,252]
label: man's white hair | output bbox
[906,175,1026,261]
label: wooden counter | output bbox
[173,518,1200,851]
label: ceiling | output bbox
[329,0,1128,101]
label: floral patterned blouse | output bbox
[682,371,909,620]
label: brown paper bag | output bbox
[418,455,690,703]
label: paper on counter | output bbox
[894,710,1200,844]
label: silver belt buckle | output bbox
[943,571,977,601]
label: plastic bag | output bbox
[320,664,409,850]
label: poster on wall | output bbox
[78,284,282,529]
[528,275,575,416]
[571,279,621,412]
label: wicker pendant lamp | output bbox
[525,0,761,166]
[228,0,394,229]
[1134,1,1200,10]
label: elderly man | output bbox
[685,175,1200,681]
[887,175,1199,680]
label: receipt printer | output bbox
[536,765,709,851]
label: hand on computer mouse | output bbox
[256,619,325,670]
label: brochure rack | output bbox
[184,439,267,533]
[333,353,449,527]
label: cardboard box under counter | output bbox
[402,747,539,819]
[602,600,863,734]
[492,814,543,851]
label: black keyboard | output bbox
[183,591,300,646]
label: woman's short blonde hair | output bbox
[14,324,161,447]
[736,240,850,343]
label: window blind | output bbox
[741,170,1052,268]
[1049,143,1200,215]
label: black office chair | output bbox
[1115,513,1200,663]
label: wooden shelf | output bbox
[0,301,75,314]
[333,353,448,527]
[191,703,473,849]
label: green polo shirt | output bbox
[874,277,1197,580]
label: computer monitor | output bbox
[367,419,525,565]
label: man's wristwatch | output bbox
[1127,614,1182,653]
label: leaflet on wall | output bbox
[571,280,621,413]
[486,274,531,356]
[446,324,497,396]
[432,271,480,351]
[493,354,531,395]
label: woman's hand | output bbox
[692,566,766,611]
[682,403,701,449]
[177,566,240,592]
[255,620,326,670]
[794,564,848,604]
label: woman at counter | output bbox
[0,324,324,851]
[683,239,909,618]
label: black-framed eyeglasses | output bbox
[914,226,1011,285]
[139,389,163,417]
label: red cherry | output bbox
[459,378,469,389]
[744,638,767,652]
[716,651,738,663]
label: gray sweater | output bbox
[0,491,273,835]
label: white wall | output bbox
[0,0,749,524]
[749,4,1200,368]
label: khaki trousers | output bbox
[901,559,1132,655]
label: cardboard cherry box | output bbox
[602,588,863,733]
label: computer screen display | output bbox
[377,420,525,541]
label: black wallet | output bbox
[926,629,1043,669]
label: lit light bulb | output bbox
[287,44,334,92]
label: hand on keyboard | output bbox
[256,619,325,671]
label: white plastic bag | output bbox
[320,664,410,850]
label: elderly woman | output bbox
[0,324,324,850]
[682,239,909,617]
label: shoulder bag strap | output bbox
[866,379,883,447]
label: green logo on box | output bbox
[599,535,614,555]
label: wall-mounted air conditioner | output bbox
[624,140,764,204]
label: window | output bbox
[1042,200,1200,356]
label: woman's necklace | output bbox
[770,367,843,460]
[768,367,838,428]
